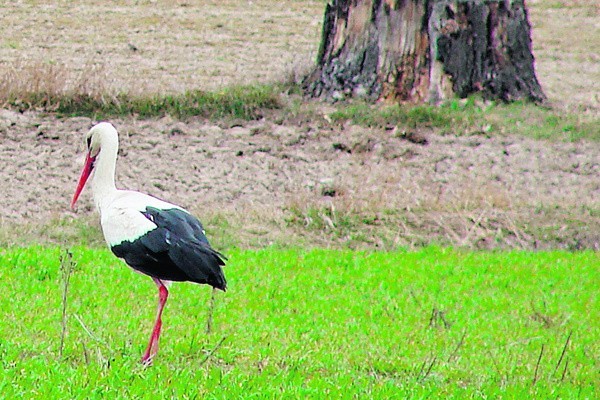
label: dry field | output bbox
[0,0,325,94]
[0,0,598,249]
[0,0,597,111]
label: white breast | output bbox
[99,190,185,247]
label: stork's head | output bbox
[71,122,119,209]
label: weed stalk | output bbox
[532,343,544,385]
[59,249,77,358]
[199,336,227,367]
[206,287,217,335]
[553,331,572,376]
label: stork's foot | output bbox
[141,354,154,366]
[141,332,160,366]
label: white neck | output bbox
[91,132,119,212]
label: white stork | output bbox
[71,122,226,365]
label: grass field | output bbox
[0,246,598,398]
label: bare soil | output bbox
[1,107,598,249]
[0,1,598,249]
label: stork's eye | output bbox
[86,136,92,149]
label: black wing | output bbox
[111,206,227,291]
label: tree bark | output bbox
[303,0,546,104]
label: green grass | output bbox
[0,246,598,398]
[6,84,282,121]
[328,97,600,141]
[4,72,598,140]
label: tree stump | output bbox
[303,0,546,104]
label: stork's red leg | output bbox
[141,278,169,365]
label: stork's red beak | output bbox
[71,152,96,210]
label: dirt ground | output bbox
[1,107,598,249]
[0,1,598,249]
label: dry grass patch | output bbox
[0,0,324,95]
[0,60,282,119]
[281,197,598,251]
[0,60,114,109]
